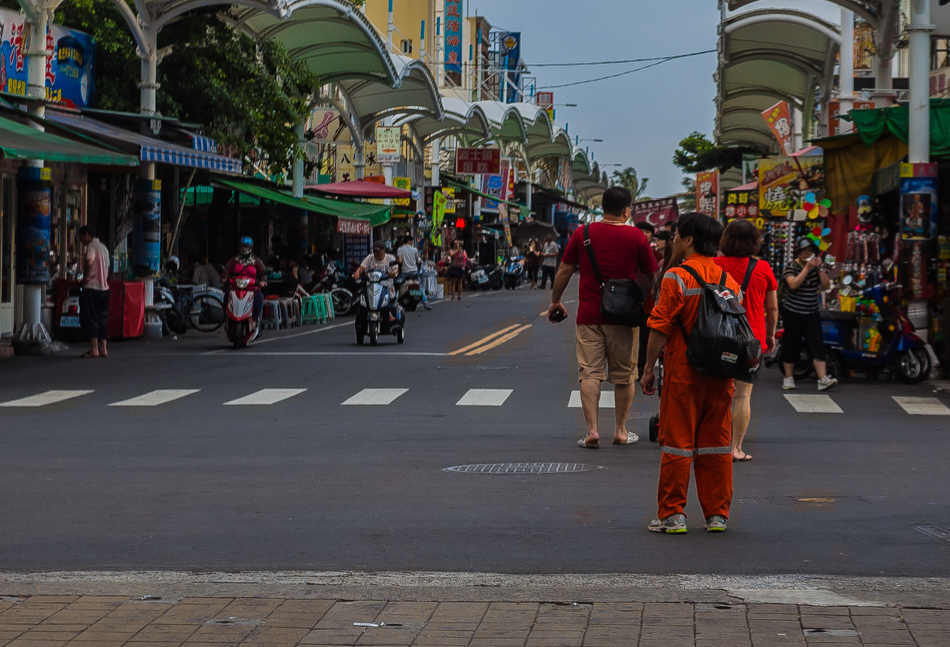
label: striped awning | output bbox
[179,130,219,153]
[46,111,242,174]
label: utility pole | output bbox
[837,8,855,135]
[908,0,934,163]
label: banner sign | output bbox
[337,218,371,236]
[499,31,521,103]
[480,173,504,211]
[899,162,938,241]
[696,170,720,219]
[15,166,51,284]
[432,190,447,247]
[499,158,512,201]
[498,204,513,246]
[375,126,401,165]
[443,186,456,214]
[456,148,500,175]
[0,9,96,107]
[761,101,795,156]
[828,100,874,134]
[393,176,411,207]
[758,155,824,219]
[724,189,764,230]
[444,0,463,75]
[631,196,679,228]
[131,178,162,276]
[536,91,554,120]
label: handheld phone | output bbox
[549,309,568,323]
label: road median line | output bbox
[465,324,532,356]
[447,324,522,356]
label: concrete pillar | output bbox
[430,137,440,186]
[838,9,855,135]
[292,122,308,256]
[908,0,934,163]
[139,26,158,181]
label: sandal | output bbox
[577,438,599,449]
[79,351,99,359]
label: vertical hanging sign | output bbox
[761,101,795,155]
[444,0,463,77]
[696,170,720,220]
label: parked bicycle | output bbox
[154,282,225,335]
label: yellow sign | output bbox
[393,177,411,207]
[443,187,456,214]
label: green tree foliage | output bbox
[610,166,649,201]
[672,131,759,174]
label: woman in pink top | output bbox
[714,220,778,462]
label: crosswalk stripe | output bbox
[568,391,616,409]
[784,394,843,413]
[0,390,93,407]
[892,396,950,415]
[456,389,513,407]
[109,389,200,407]
[224,388,307,406]
[342,388,408,406]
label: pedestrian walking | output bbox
[639,213,740,534]
[78,225,110,359]
[539,235,560,289]
[781,238,837,391]
[548,186,657,448]
[525,239,541,289]
[714,220,779,462]
[447,240,468,301]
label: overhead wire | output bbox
[530,49,716,67]
[535,50,716,89]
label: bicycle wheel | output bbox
[189,294,226,332]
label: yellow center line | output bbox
[447,324,522,356]
[465,324,533,356]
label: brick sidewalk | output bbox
[1,595,949,647]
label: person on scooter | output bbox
[355,242,399,320]
[222,236,267,330]
[781,238,837,391]
[396,236,432,310]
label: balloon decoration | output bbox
[802,192,832,220]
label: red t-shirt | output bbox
[713,256,778,347]
[561,223,658,325]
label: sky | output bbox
[466,0,724,199]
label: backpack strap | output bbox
[678,263,706,288]
[739,258,758,302]
[582,224,606,288]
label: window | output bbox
[400,39,413,55]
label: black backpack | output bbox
[678,263,762,381]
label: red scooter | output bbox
[225,272,262,349]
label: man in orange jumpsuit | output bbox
[640,213,740,533]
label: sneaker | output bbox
[705,515,728,532]
[648,514,687,534]
[817,375,838,391]
[782,377,796,390]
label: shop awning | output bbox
[0,114,138,166]
[844,98,950,158]
[46,111,243,174]
[308,179,412,199]
[214,177,391,227]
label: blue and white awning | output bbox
[184,132,219,153]
[46,111,242,174]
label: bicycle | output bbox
[155,283,226,334]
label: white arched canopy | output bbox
[396,97,491,144]
[473,101,529,144]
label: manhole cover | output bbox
[914,525,950,543]
[444,462,605,475]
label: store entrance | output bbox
[0,176,14,335]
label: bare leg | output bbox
[813,359,827,380]
[612,382,636,443]
[98,339,108,358]
[579,378,601,444]
[84,338,99,358]
[732,381,753,459]
[782,362,794,378]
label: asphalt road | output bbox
[1,285,948,576]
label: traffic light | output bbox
[455,217,466,229]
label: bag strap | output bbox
[678,263,706,288]
[740,258,758,301]
[582,224,606,288]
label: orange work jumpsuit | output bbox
[646,254,740,520]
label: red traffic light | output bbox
[455,217,466,229]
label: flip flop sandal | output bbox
[577,438,599,449]
[732,454,752,462]
[613,433,639,445]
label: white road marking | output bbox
[892,396,950,415]
[109,389,200,407]
[0,390,93,408]
[784,394,843,413]
[342,388,408,406]
[456,389,513,407]
[568,391,616,408]
[201,321,352,355]
[224,388,307,406]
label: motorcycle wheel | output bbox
[897,348,930,384]
[396,328,404,344]
[189,294,225,332]
[369,324,379,346]
[491,279,502,291]
[230,321,247,349]
[331,289,353,316]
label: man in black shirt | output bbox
[780,239,836,391]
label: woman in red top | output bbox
[714,220,778,462]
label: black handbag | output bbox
[582,224,646,327]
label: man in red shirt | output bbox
[548,187,658,448]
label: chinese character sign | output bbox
[393,177,412,207]
[761,101,795,156]
[444,0,463,75]
[481,173,504,211]
[696,170,719,219]
[0,8,96,107]
[724,190,764,230]
[375,126,401,165]
[455,148,501,175]
[757,155,824,219]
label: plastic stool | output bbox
[322,294,335,320]
[301,296,320,324]
[261,299,283,330]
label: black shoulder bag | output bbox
[739,258,758,305]
[582,224,646,327]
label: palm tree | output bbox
[611,167,649,201]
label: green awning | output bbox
[446,179,529,212]
[0,113,138,166]
[844,98,950,158]
[214,177,391,227]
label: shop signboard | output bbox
[337,218,371,236]
[480,173,504,212]
[309,108,351,142]
[443,186,456,214]
[696,170,719,219]
[432,190,447,247]
[0,9,96,107]
[499,31,521,103]
[631,196,678,228]
[375,126,401,165]
[393,177,411,207]
[724,189,763,230]
[758,155,824,219]
[761,101,795,156]
[456,147,500,175]
[443,0,463,76]
[828,100,875,134]
[337,142,380,181]
[899,162,938,241]
[343,233,370,266]
[15,166,51,284]
[131,178,161,276]
[536,91,554,121]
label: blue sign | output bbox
[15,167,51,285]
[443,0,463,76]
[500,32,521,103]
[0,8,96,108]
